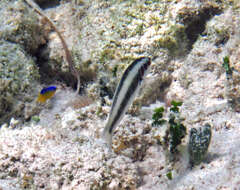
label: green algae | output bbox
[152,101,186,154]
[152,107,166,126]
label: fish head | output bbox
[139,57,151,79]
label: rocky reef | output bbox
[0,0,240,189]
[0,40,40,124]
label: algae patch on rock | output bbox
[0,40,40,124]
[0,0,46,54]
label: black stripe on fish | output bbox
[108,57,151,133]
[110,57,150,111]
[109,69,140,133]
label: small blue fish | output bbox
[37,86,57,103]
[102,57,151,148]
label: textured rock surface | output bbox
[0,40,40,124]
[0,0,240,189]
[0,99,141,190]
[0,0,46,53]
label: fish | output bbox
[102,57,151,148]
[37,86,57,103]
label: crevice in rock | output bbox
[33,44,94,94]
[34,44,56,83]
[158,78,173,102]
[34,0,60,9]
[34,44,79,90]
[180,5,223,50]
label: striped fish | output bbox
[102,57,151,148]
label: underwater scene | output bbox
[0,0,240,189]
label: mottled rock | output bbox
[175,0,223,49]
[188,124,212,166]
[0,0,46,53]
[0,40,40,124]
[225,67,240,112]
[0,0,240,189]
[0,123,140,190]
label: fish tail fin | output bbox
[101,126,113,150]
